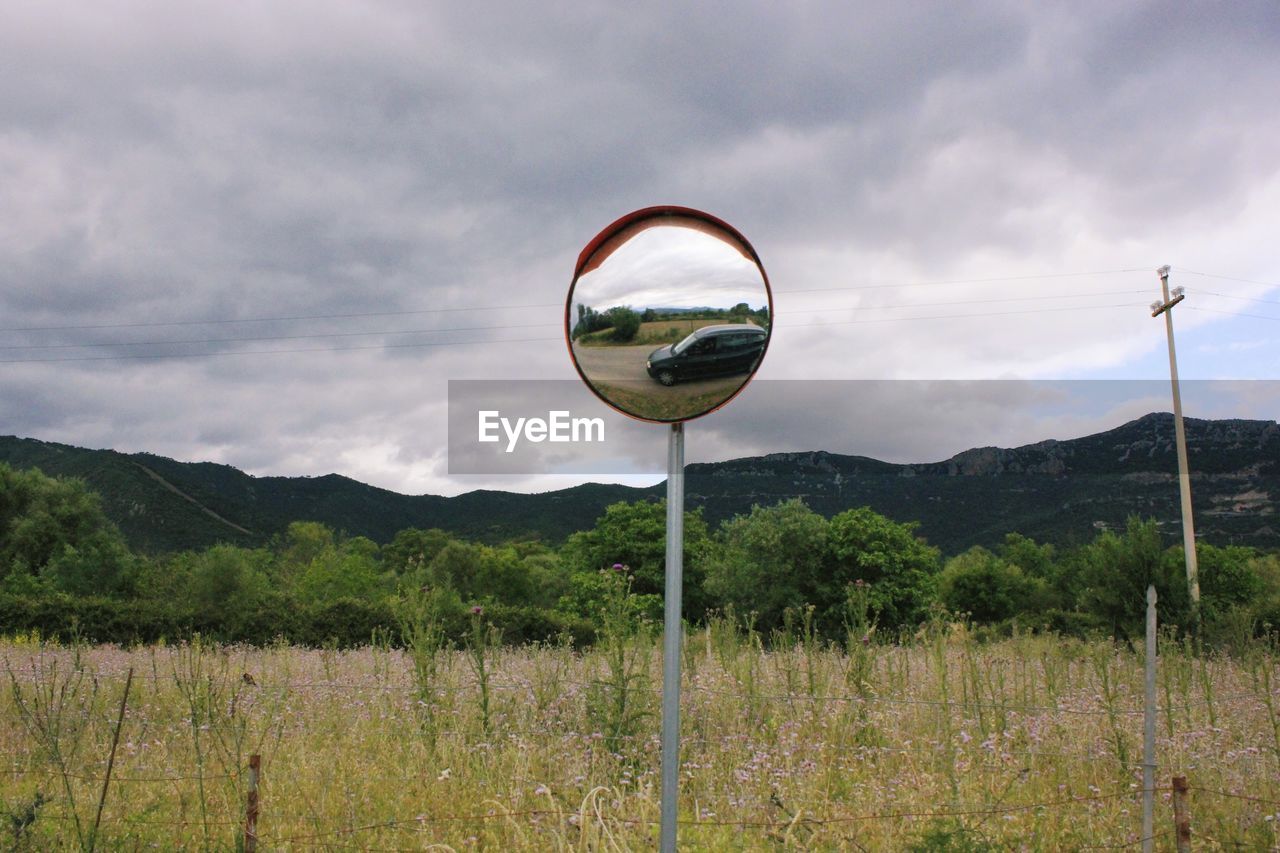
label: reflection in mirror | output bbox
[566,208,772,423]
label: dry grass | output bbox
[1,625,1277,850]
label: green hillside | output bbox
[2,413,1277,555]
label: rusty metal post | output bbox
[245,754,261,853]
[1172,775,1191,853]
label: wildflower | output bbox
[471,605,484,615]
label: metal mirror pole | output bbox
[661,421,684,853]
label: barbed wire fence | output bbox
[4,653,1278,850]
[8,754,1273,851]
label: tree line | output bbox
[1,462,1277,647]
[571,303,770,342]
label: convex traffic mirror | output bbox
[566,207,773,422]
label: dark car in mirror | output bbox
[645,324,767,386]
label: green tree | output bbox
[0,464,134,595]
[508,542,571,609]
[572,304,609,340]
[407,540,547,608]
[383,527,453,575]
[274,520,337,588]
[826,506,941,631]
[605,306,642,342]
[296,536,386,603]
[174,544,272,633]
[561,500,712,619]
[998,532,1056,579]
[998,533,1070,610]
[1165,542,1263,637]
[1243,553,1280,631]
[1076,517,1177,642]
[703,498,830,633]
[938,546,1046,623]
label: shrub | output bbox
[605,306,641,342]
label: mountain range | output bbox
[1,412,1277,555]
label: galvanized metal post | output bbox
[1142,585,1157,853]
[661,421,685,853]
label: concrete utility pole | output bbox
[1150,265,1201,624]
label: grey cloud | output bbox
[1,2,1276,495]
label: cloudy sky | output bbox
[571,225,767,316]
[3,1,1278,496]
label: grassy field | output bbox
[2,623,1278,850]
[587,379,738,422]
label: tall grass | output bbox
[1,624,1277,849]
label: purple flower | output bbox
[612,563,626,572]
[471,605,484,615]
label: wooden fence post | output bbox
[244,754,261,853]
[1172,775,1191,853]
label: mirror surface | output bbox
[567,208,772,422]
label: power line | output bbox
[782,302,1148,327]
[777,268,1150,294]
[0,301,563,334]
[0,303,1148,363]
[0,302,1157,363]
[0,268,1156,335]
[0,335,564,365]
[1193,289,1280,307]
[782,289,1151,314]
[1178,269,1279,289]
[0,268,1262,362]
[1,293,1148,352]
[0,268,1265,339]
[1185,306,1280,322]
[0,321,563,352]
